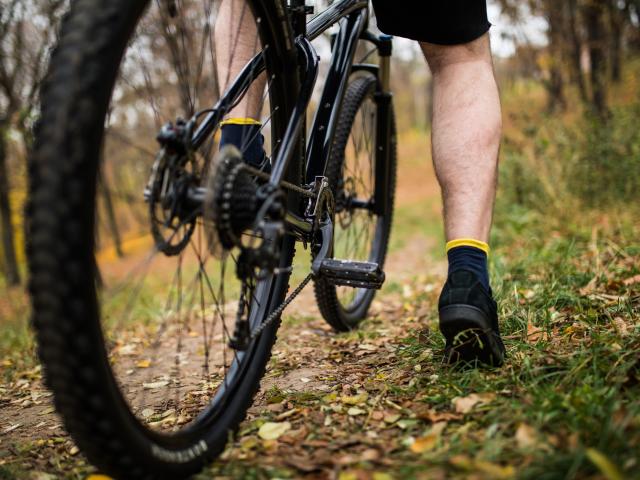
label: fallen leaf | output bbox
[2,423,20,434]
[322,392,338,403]
[410,432,438,453]
[358,344,377,351]
[449,454,473,470]
[371,411,384,421]
[372,473,393,480]
[341,393,368,405]
[414,406,461,423]
[338,472,358,480]
[284,453,322,473]
[258,421,291,440]
[141,409,154,419]
[623,274,640,286]
[515,423,538,449]
[275,408,299,421]
[136,359,151,368]
[347,407,366,416]
[397,419,418,429]
[410,421,447,453]
[117,344,137,356]
[612,317,629,336]
[383,412,401,424]
[474,460,515,479]
[452,393,495,414]
[142,380,169,389]
[527,321,549,343]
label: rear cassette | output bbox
[205,145,259,255]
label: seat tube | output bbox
[373,35,393,216]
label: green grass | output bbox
[204,205,639,480]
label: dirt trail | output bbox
[0,137,445,477]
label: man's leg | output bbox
[421,34,500,248]
[214,0,268,168]
[422,34,505,366]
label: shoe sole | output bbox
[439,304,504,367]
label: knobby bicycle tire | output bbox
[27,0,300,478]
[315,74,397,331]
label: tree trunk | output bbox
[566,0,589,102]
[544,0,566,112]
[0,127,21,286]
[99,173,124,258]
[608,0,624,83]
[584,0,608,118]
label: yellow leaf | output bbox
[474,460,515,479]
[257,421,291,440]
[410,432,438,453]
[372,473,393,480]
[136,359,151,368]
[341,393,369,405]
[87,476,114,480]
[410,421,447,453]
[322,392,338,403]
[338,473,358,480]
[586,448,624,480]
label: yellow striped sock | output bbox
[445,238,489,255]
[220,117,261,126]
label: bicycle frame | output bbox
[190,0,393,240]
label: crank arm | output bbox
[311,218,333,275]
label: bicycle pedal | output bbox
[319,259,385,289]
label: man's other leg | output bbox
[215,0,268,168]
[215,0,265,119]
[422,34,505,366]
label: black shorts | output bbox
[371,0,490,45]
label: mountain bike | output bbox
[27,0,396,477]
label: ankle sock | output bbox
[219,118,269,170]
[446,238,491,292]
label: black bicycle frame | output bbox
[191,0,392,239]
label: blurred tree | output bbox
[566,0,588,102]
[583,0,608,117]
[542,0,567,112]
[0,0,66,285]
[495,0,633,116]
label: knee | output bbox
[421,33,492,75]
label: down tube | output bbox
[305,9,368,184]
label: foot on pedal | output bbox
[319,259,385,289]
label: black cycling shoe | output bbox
[438,269,505,367]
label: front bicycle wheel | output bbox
[28,0,298,478]
[315,74,397,331]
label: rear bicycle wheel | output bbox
[315,74,397,331]
[27,0,299,478]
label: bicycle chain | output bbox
[241,164,315,198]
[248,272,314,341]
[234,164,316,345]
